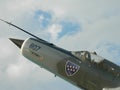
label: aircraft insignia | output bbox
[65,61,80,76]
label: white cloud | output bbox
[39,14,45,21]
[6,64,22,79]
[0,39,20,69]
[48,24,62,41]
[57,12,120,50]
[0,0,120,90]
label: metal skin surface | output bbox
[0,19,120,90]
[10,38,120,90]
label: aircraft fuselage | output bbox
[12,38,119,90]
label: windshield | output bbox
[71,51,104,63]
[90,53,104,63]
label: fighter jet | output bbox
[0,19,120,90]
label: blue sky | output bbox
[34,10,52,28]
[0,0,120,90]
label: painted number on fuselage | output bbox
[29,43,41,51]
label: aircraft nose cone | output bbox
[9,38,24,48]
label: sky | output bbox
[0,0,120,90]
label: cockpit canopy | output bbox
[71,51,120,77]
[71,51,104,63]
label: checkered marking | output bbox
[65,61,80,76]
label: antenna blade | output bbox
[0,19,46,42]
